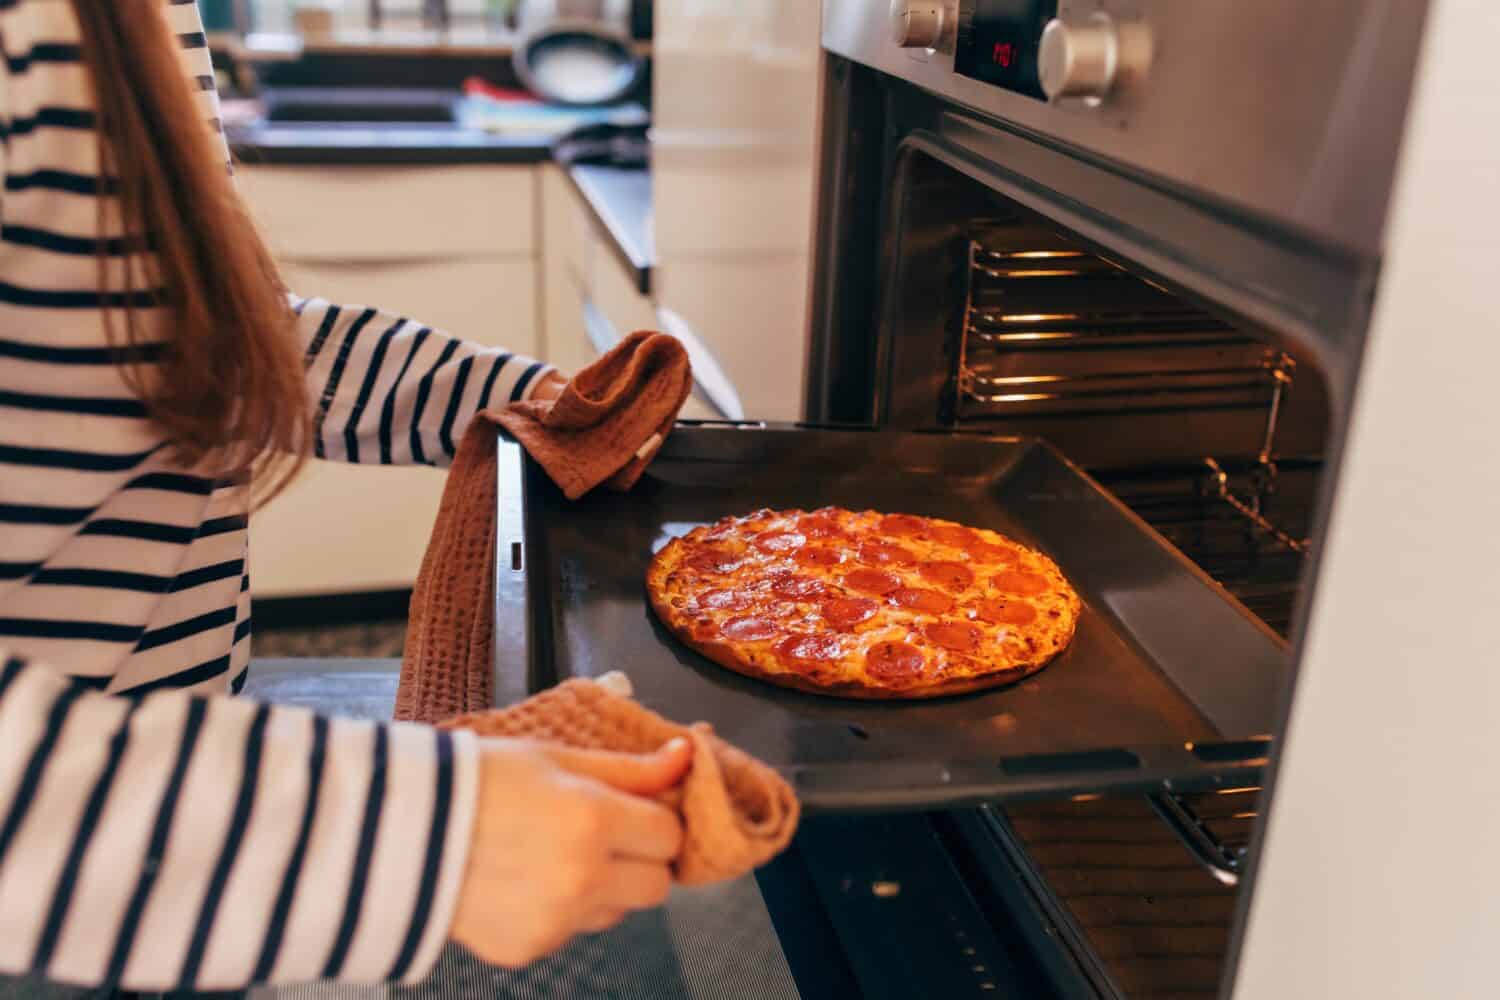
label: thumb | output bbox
[543,737,693,796]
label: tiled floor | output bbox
[252,620,408,659]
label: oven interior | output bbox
[860,151,1335,998]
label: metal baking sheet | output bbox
[493,424,1287,811]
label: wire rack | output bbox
[958,240,1288,421]
[959,230,1316,636]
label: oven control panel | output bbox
[953,0,1058,99]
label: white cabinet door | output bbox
[540,167,591,373]
[240,165,541,598]
[279,255,539,356]
[238,165,536,258]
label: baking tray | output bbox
[493,424,1286,812]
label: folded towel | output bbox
[395,330,693,723]
[438,676,800,885]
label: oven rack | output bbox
[1103,458,1318,638]
[956,237,1297,425]
[979,784,1264,999]
[960,362,1286,413]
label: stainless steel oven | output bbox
[784,1,1488,997]
[495,2,1500,996]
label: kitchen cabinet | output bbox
[239,163,541,598]
[539,164,715,420]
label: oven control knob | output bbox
[1038,13,1150,101]
[890,1,947,49]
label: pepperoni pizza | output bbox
[646,507,1080,699]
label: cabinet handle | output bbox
[582,298,621,355]
[655,306,745,421]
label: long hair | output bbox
[72,1,308,502]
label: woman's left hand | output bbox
[531,369,569,403]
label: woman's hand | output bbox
[450,737,692,968]
[530,369,570,403]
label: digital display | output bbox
[955,0,1058,99]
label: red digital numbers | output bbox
[992,41,1015,68]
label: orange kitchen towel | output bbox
[395,330,693,723]
[438,677,800,885]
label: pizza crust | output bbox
[645,509,1081,701]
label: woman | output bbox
[0,1,690,992]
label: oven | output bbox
[495,1,1500,996]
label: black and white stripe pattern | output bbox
[0,0,541,990]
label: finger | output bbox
[541,738,693,797]
[597,859,673,912]
[597,789,684,862]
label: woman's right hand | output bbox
[449,736,692,968]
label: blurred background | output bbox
[213,0,823,653]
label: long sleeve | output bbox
[293,296,553,468]
[0,4,490,991]
[180,0,555,469]
[0,650,480,991]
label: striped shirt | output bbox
[1,0,550,991]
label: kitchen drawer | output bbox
[543,167,591,287]
[239,164,537,260]
[587,223,658,336]
[250,462,439,597]
[548,273,597,378]
[280,255,538,358]
[655,254,808,421]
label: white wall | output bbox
[1231,2,1500,997]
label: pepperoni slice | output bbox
[822,596,879,629]
[797,514,848,540]
[776,633,844,665]
[931,524,977,549]
[919,560,975,591]
[968,540,1016,563]
[772,574,828,600]
[843,568,899,595]
[794,546,846,568]
[878,513,929,537]
[992,571,1050,596]
[889,587,955,614]
[753,531,806,553]
[686,548,741,574]
[976,597,1038,626]
[721,616,780,641]
[923,620,981,653]
[698,589,752,612]
[857,540,915,567]
[866,641,926,680]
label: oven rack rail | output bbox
[1106,457,1318,637]
[957,237,1300,428]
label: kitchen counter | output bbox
[226,97,647,167]
[564,162,655,294]
[228,120,557,166]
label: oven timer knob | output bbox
[890,0,948,49]
[1038,12,1152,101]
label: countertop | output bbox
[226,94,646,167]
[228,120,559,166]
[565,162,654,294]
